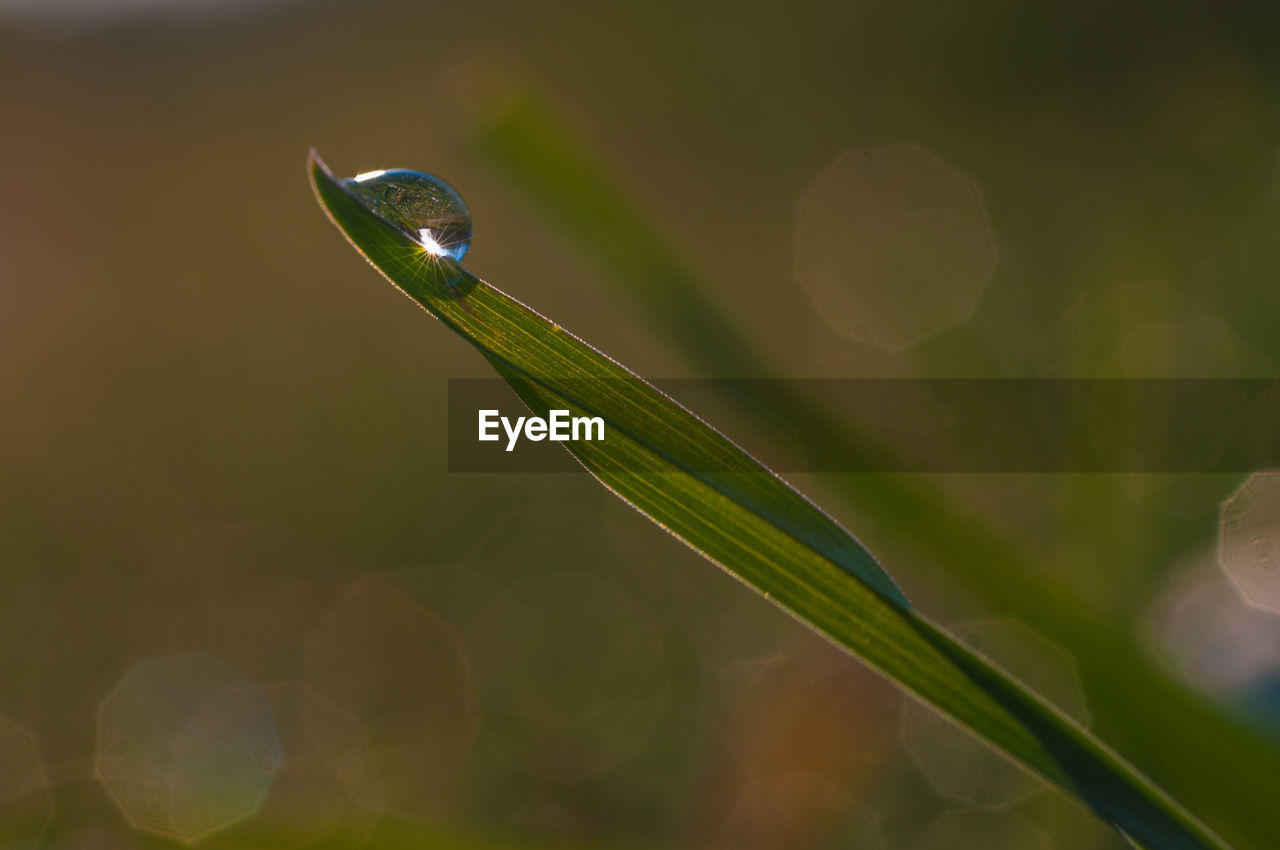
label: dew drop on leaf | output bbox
[342,169,473,264]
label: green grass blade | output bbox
[472,94,1280,850]
[309,151,1229,850]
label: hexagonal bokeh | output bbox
[700,592,895,790]
[0,715,53,849]
[901,620,1088,807]
[918,809,1053,850]
[1219,471,1280,611]
[96,653,282,842]
[466,573,667,781]
[208,683,384,849]
[305,579,478,814]
[795,145,997,349]
[1147,555,1280,698]
[720,773,882,850]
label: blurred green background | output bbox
[3,1,1280,848]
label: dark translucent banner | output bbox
[447,378,1280,473]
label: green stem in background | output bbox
[472,94,1280,850]
[311,151,1228,850]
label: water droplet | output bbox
[343,169,473,267]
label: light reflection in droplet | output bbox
[341,168,473,264]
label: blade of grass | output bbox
[471,93,1278,850]
[310,150,1229,850]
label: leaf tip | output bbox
[307,148,337,193]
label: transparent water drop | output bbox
[342,169,472,284]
